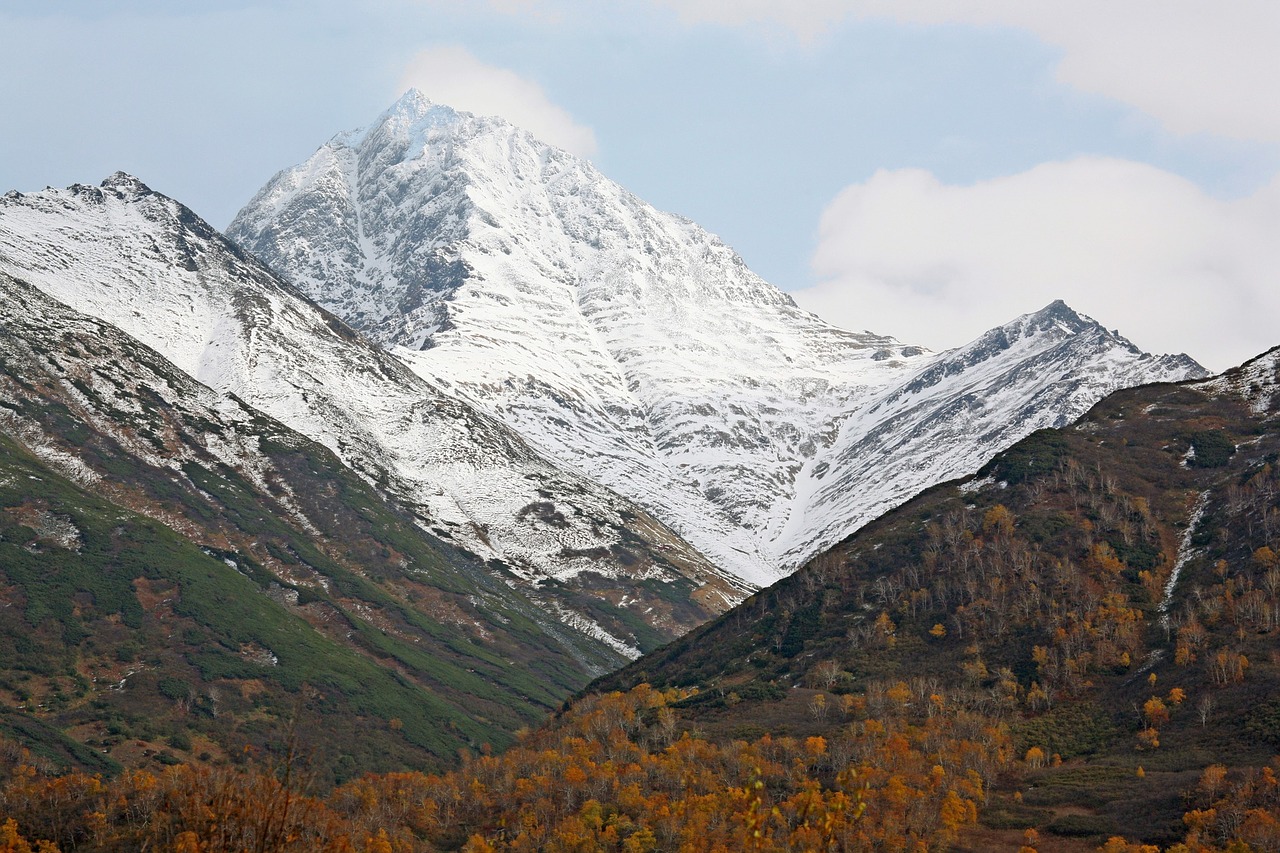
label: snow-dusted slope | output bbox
[230,92,1207,579]
[230,91,932,584]
[0,270,312,505]
[774,300,1207,564]
[1197,345,1280,415]
[0,271,644,683]
[0,175,741,654]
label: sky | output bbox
[1,1,1277,372]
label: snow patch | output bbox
[1160,490,1210,628]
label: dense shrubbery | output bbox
[1188,430,1237,468]
[0,683,1004,851]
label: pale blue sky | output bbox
[2,1,1277,369]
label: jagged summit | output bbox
[99,171,151,194]
[999,298,1113,341]
[52,174,155,210]
[905,301,1134,390]
[330,88,469,153]
[1017,299,1134,348]
[230,90,809,350]
[900,299,1204,400]
[1036,297,1077,318]
[770,299,1209,564]
[228,95,1208,582]
[1022,299,1203,371]
[392,86,432,110]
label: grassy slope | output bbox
[0,275,648,780]
[0,431,517,778]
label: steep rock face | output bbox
[0,176,740,659]
[230,92,1207,583]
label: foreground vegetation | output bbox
[3,682,1279,851]
[597,354,1280,849]
[0,682,1000,851]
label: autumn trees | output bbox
[0,681,1006,851]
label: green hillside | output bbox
[0,274,710,782]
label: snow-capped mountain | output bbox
[0,175,742,658]
[230,91,931,584]
[773,300,1206,565]
[230,91,1207,581]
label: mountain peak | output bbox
[395,87,431,108]
[1020,298,1095,334]
[1033,298,1078,320]
[329,89,463,151]
[226,100,1209,582]
[100,171,151,195]
[0,165,739,664]
[382,87,440,123]
[980,299,1126,351]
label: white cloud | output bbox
[653,1,1280,143]
[648,2,1280,369]
[792,158,1280,372]
[398,45,597,156]
[654,0,860,41]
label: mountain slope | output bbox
[4,350,1276,853]
[775,299,1206,565]
[593,346,1280,848]
[0,176,741,661]
[228,90,933,584]
[0,270,710,774]
[229,91,1206,583]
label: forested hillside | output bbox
[598,348,1280,849]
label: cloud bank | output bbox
[399,45,598,156]
[792,158,1280,372]
[654,1,1280,144]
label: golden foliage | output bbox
[0,683,1006,852]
